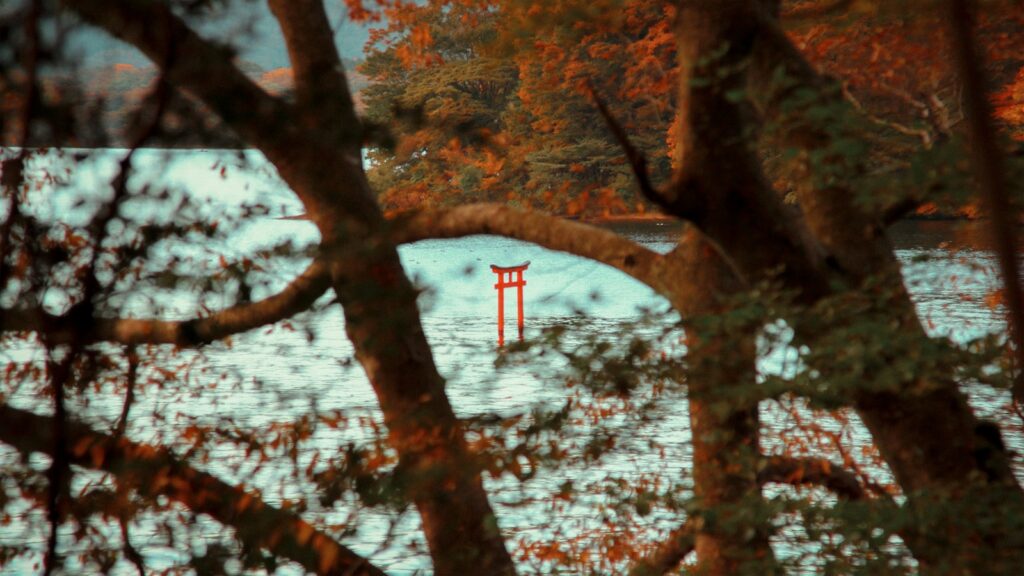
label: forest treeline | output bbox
[7,3,1022,217]
[361,0,1024,216]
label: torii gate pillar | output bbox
[491,261,530,346]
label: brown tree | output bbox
[2,0,1023,574]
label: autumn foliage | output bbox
[365,0,1023,217]
[2,0,1024,575]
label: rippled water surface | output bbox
[0,149,1013,574]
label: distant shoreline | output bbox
[280,211,970,224]
[278,212,680,224]
[584,213,969,223]
[578,213,676,224]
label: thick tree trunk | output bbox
[64,1,518,572]
[750,6,1024,571]
[791,126,1024,575]
[50,0,1024,573]
[265,139,517,576]
[671,1,1024,572]
[330,244,514,575]
[664,231,776,575]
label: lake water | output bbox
[0,149,1014,574]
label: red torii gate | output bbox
[491,261,529,346]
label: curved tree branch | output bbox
[628,520,696,576]
[758,455,869,500]
[64,0,295,152]
[585,82,678,216]
[628,455,881,576]
[0,404,387,576]
[64,2,517,573]
[0,259,331,346]
[389,204,672,296]
[268,0,360,141]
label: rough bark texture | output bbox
[391,205,670,294]
[750,8,1024,573]
[946,0,1024,403]
[10,1,1018,574]
[65,0,516,573]
[670,2,833,303]
[665,230,775,575]
[668,1,1024,573]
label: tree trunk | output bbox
[64,0,519,569]
[671,1,1024,572]
[269,144,517,575]
[665,231,776,575]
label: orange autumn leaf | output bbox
[986,288,1006,311]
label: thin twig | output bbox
[587,81,751,286]
[113,346,138,438]
[585,80,664,207]
[0,166,23,294]
[119,514,146,576]
[842,84,934,148]
[42,349,71,576]
[42,65,172,576]
[10,2,67,573]
[782,0,854,21]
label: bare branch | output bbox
[8,4,66,572]
[388,204,672,296]
[43,347,72,576]
[113,346,138,438]
[0,259,331,346]
[926,92,961,135]
[585,82,668,212]
[758,456,868,500]
[0,404,387,576]
[28,71,174,572]
[782,0,854,21]
[119,515,146,576]
[628,520,695,576]
[841,84,934,148]
[64,0,295,152]
[268,0,360,141]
